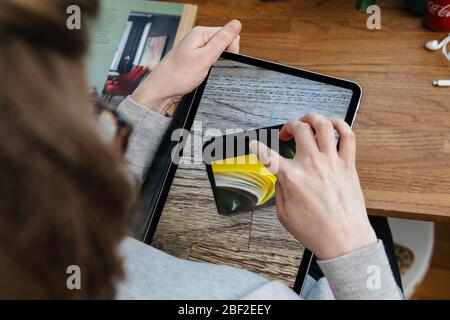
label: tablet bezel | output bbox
[137,51,362,295]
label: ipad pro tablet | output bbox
[136,52,362,295]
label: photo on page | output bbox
[101,11,178,108]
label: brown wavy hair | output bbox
[0,0,134,299]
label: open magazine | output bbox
[86,0,196,109]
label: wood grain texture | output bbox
[196,59,352,131]
[153,0,450,289]
[189,243,303,284]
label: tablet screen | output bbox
[146,53,359,290]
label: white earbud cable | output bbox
[426,33,450,61]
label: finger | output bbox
[279,120,318,158]
[190,26,221,47]
[249,140,287,176]
[330,118,356,165]
[204,20,242,63]
[275,181,287,220]
[227,35,240,53]
[191,26,240,52]
[300,112,337,155]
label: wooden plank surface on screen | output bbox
[153,58,352,285]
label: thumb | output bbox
[205,20,241,63]
[249,140,286,176]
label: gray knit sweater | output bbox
[115,96,403,300]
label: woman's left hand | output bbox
[131,20,242,114]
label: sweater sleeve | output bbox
[117,96,172,183]
[317,240,404,300]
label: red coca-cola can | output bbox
[424,0,450,31]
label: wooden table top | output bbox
[165,0,450,222]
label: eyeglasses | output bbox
[90,88,133,155]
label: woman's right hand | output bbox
[249,112,377,260]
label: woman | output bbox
[0,0,402,299]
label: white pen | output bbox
[432,79,450,86]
